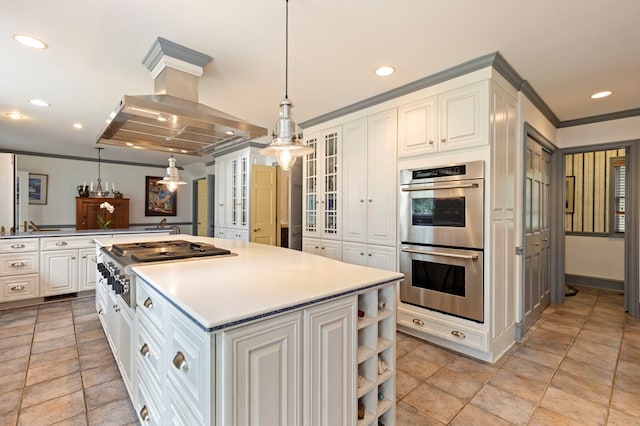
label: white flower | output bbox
[100,202,115,214]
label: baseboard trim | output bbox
[565,274,624,292]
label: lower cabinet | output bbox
[40,250,78,295]
[214,227,249,241]
[342,242,396,271]
[103,286,135,393]
[302,237,342,260]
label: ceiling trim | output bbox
[557,107,640,128]
[0,149,173,169]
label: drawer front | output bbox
[136,281,166,331]
[0,253,39,276]
[1,274,39,301]
[397,309,488,352]
[0,239,39,253]
[135,316,166,384]
[135,369,163,426]
[41,236,96,250]
[167,310,209,416]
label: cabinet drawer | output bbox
[135,317,165,384]
[0,274,39,301]
[135,369,163,426]
[167,310,209,416]
[41,236,96,250]
[0,239,39,253]
[0,253,39,276]
[398,309,488,352]
[136,280,166,331]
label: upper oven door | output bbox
[399,176,484,249]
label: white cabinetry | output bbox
[40,236,96,296]
[0,238,39,302]
[398,81,489,157]
[214,147,269,242]
[302,237,342,261]
[342,243,396,271]
[302,127,342,241]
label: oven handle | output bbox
[401,183,479,191]
[401,247,479,260]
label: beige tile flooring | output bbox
[1,285,639,425]
[396,285,640,425]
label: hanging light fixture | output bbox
[260,0,313,171]
[94,147,106,197]
[158,154,186,192]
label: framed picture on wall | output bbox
[145,176,177,216]
[565,176,575,214]
[28,173,48,205]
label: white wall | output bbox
[565,235,624,281]
[17,154,194,228]
[556,116,640,148]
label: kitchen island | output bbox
[95,234,403,426]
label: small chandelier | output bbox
[158,154,186,192]
[94,147,106,197]
[260,0,313,171]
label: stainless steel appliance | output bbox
[98,240,233,307]
[399,161,485,323]
[399,161,484,250]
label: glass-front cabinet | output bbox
[303,126,342,241]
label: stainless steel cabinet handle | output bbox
[441,138,446,143]
[139,405,150,422]
[143,297,153,309]
[98,308,104,315]
[10,285,25,292]
[140,343,150,358]
[451,330,466,339]
[55,241,68,246]
[402,247,478,260]
[11,243,26,249]
[428,140,434,145]
[412,318,424,326]
[10,262,26,267]
[172,351,188,372]
[401,183,479,192]
[360,199,364,202]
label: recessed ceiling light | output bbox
[375,66,395,77]
[73,123,84,129]
[125,142,134,147]
[12,34,48,49]
[29,99,50,107]
[591,90,612,99]
[5,112,25,120]
[225,130,235,136]
[157,115,168,122]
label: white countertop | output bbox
[105,234,403,332]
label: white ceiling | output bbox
[1,0,639,166]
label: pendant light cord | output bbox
[285,0,289,99]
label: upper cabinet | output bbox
[302,127,342,241]
[398,81,489,157]
[76,197,129,230]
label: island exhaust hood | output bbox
[97,38,267,156]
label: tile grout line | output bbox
[13,308,37,426]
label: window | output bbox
[611,157,625,234]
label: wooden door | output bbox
[523,136,551,331]
[251,165,277,245]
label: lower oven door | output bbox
[400,244,484,323]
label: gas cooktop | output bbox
[109,240,232,263]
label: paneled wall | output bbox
[565,148,625,233]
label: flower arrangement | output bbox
[97,201,115,229]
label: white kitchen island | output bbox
[94,234,402,426]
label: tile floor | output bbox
[1,285,639,425]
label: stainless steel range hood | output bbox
[97,38,267,156]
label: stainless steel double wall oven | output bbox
[399,161,485,322]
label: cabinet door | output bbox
[41,250,78,295]
[397,96,437,157]
[302,238,320,255]
[321,240,342,261]
[302,133,320,237]
[230,153,250,229]
[78,248,96,291]
[366,110,397,246]
[365,245,397,272]
[342,119,367,243]
[438,81,488,151]
[320,128,341,239]
[221,312,302,426]
[117,301,134,392]
[215,158,228,228]
[304,296,356,426]
[341,242,367,267]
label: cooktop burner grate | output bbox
[110,240,232,262]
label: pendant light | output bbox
[94,147,106,197]
[260,0,313,171]
[158,154,186,192]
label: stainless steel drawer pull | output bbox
[402,247,478,260]
[11,243,26,249]
[451,330,466,339]
[401,183,478,192]
[172,351,188,372]
[10,262,26,267]
[140,343,150,358]
[139,405,150,422]
[143,297,153,309]
[55,241,68,246]
[10,285,25,292]
[98,309,104,315]
[412,318,424,326]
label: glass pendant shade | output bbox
[158,156,186,192]
[260,97,312,171]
